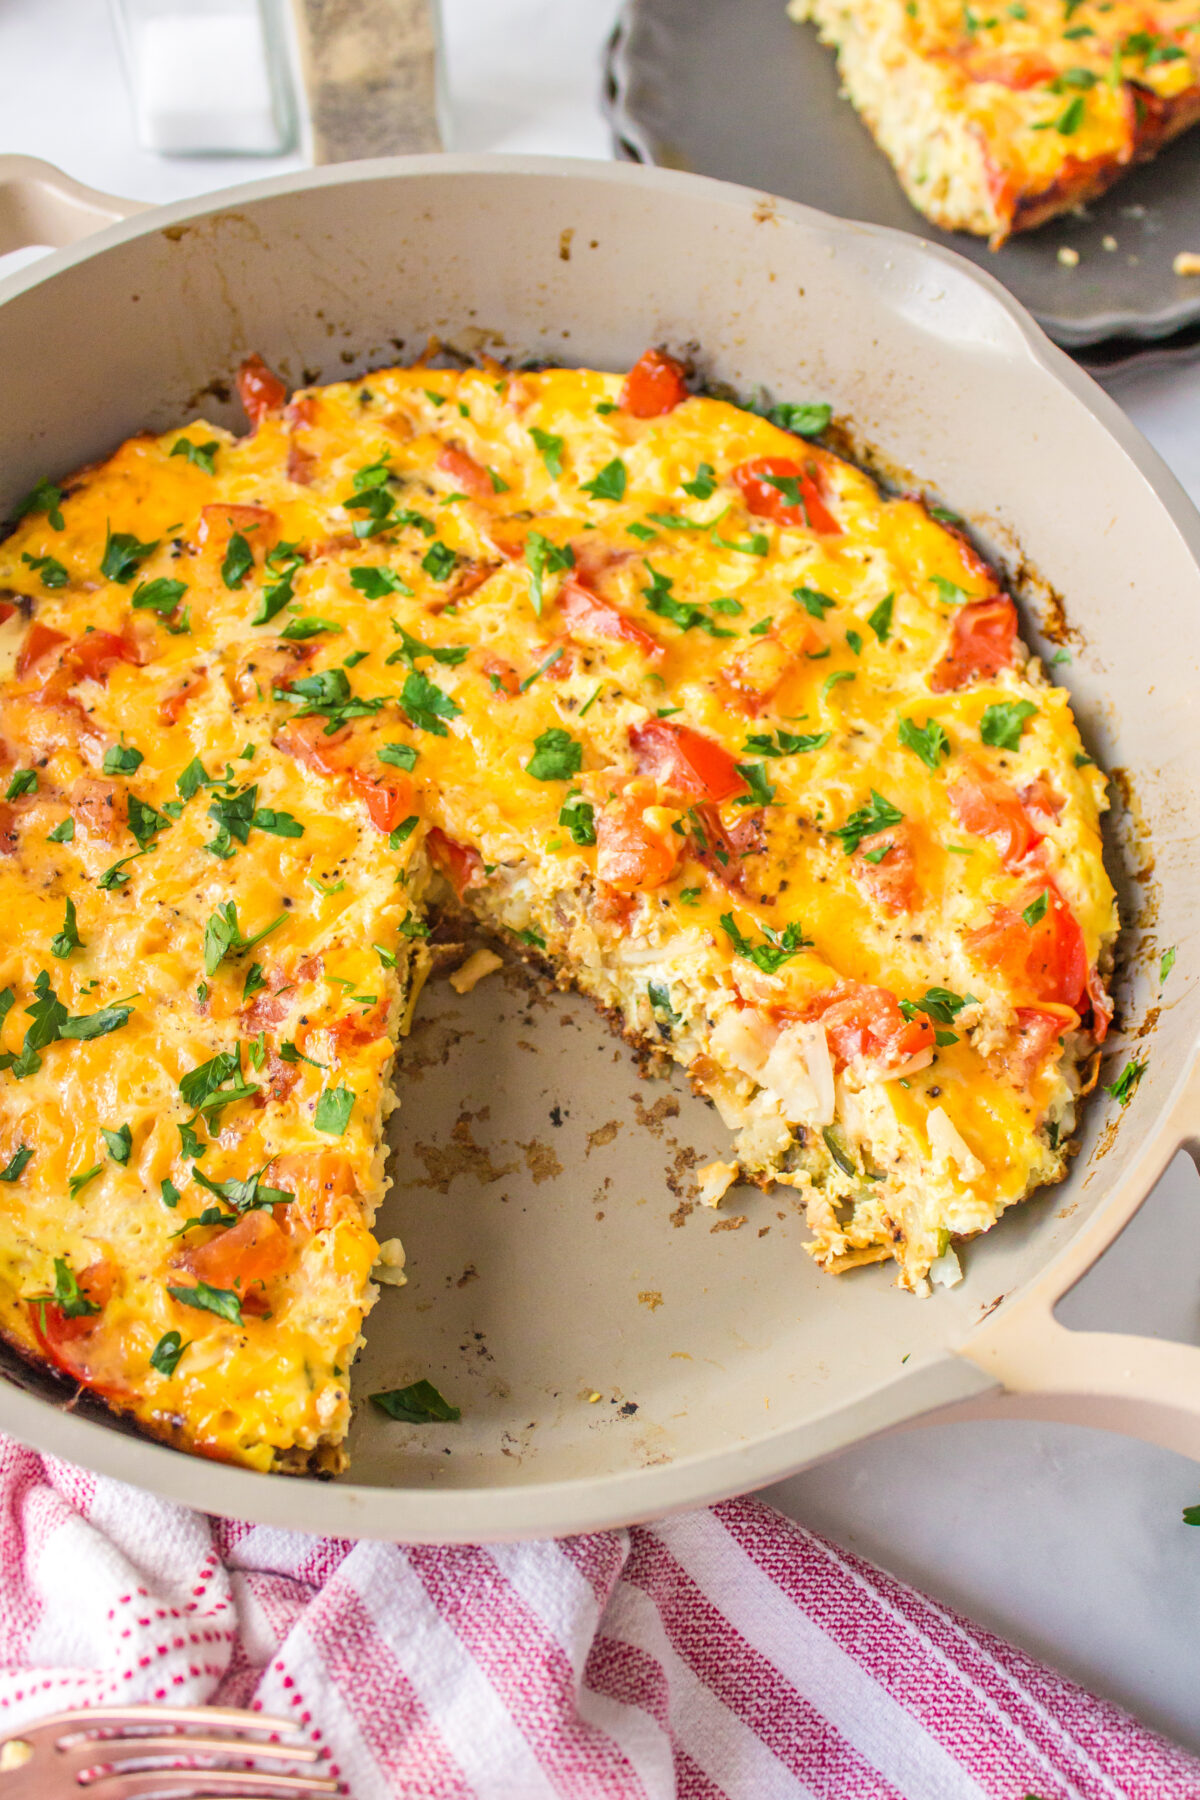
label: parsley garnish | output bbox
[50,897,82,960]
[400,668,462,736]
[350,566,413,600]
[980,700,1038,751]
[558,791,596,846]
[101,527,159,584]
[386,624,469,669]
[221,532,254,590]
[720,914,810,973]
[0,1146,33,1182]
[526,728,582,781]
[161,1178,181,1208]
[150,1330,188,1375]
[1105,1058,1146,1108]
[102,743,144,776]
[530,427,565,478]
[0,971,131,1080]
[32,1257,99,1320]
[97,848,150,889]
[832,791,904,854]
[930,574,969,605]
[168,1281,243,1327]
[898,717,949,770]
[642,563,734,638]
[742,728,830,757]
[170,437,218,475]
[5,769,36,801]
[379,743,418,771]
[314,1085,356,1135]
[733,762,775,807]
[101,1122,132,1164]
[251,569,297,626]
[276,667,384,735]
[371,1380,461,1423]
[581,458,627,502]
[203,900,286,976]
[682,462,717,500]
[177,757,213,801]
[1161,947,1176,985]
[794,585,836,619]
[178,1047,258,1125]
[525,532,574,617]
[389,817,420,850]
[15,478,65,532]
[21,551,68,589]
[281,615,343,641]
[67,1163,102,1198]
[421,541,457,582]
[1022,891,1050,927]
[759,400,831,438]
[867,594,894,642]
[193,1161,294,1212]
[131,576,187,615]
[126,794,172,849]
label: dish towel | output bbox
[0,1434,1196,1799]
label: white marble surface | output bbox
[4,0,1200,1758]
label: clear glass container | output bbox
[109,0,296,156]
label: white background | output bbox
[3,0,1200,1758]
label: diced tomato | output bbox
[16,622,67,679]
[286,393,318,428]
[948,763,1040,869]
[629,718,747,803]
[1086,965,1113,1043]
[268,1150,357,1233]
[70,631,139,684]
[274,719,353,780]
[722,617,819,713]
[1003,1007,1068,1087]
[235,640,316,706]
[237,354,288,431]
[854,822,920,914]
[620,349,690,418]
[326,996,389,1048]
[0,601,16,627]
[240,988,289,1033]
[966,883,1088,1012]
[557,578,663,660]
[427,825,482,897]
[731,457,841,535]
[804,981,935,1072]
[967,49,1057,89]
[0,803,16,855]
[70,776,125,841]
[688,801,762,893]
[596,799,678,893]
[263,1050,301,1104]
[930,595,1017,692]
[437,445,496,501]
[348,766,414,834]
[286,442,317,487]
[159,671,207,726]
[1018,778,1063,833]
[181,1210,290,1296]
[481,656,521,698]
[197,501,279,558]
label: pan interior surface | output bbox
[0,158,1196,1533]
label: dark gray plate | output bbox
[605,0,1200,349]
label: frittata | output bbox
[788,0,1200,244]
[0,347,1116,1472]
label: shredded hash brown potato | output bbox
[0,347,1116,1471]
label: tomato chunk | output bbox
[237,354,288,431]
[16,622,67,679]
[274,715,354,775]
[71,631,139,684]
[967,49,1057,88]
[930,596,1017,692]
[70,776,126,841]
[1002,1007,1068,1087]
[437,445,496,501]
[33,1258,114,1351]
[732,457,841,535]
[197,501,279,554]
[182,1210,290,1296]
[948,763,1040,869]
[481,656,521,698]
[805,981,935,1072]
[159,671,207,726]
[0,803,17,856]
[557,578,663,660]
[596,799,678,893]
[1086,966,1113,1043]
[427,825,482,897]
[853,822,920,915]
[966,883,1087,1012]
[630,718,747,803]
[620,349,690,419]
[348,766,414,833]
[0,601,16,627]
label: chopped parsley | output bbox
[379,742,419,771]
[898,716,949,770]
[50,898,83,960]
[400,668,462,736]
[281,615,343,640]
[314,1085,356,1135]
[1105,1058,1146,1108]
[97,848,150,889]
[758,399,831,438]
[386,624,469,669]
[822,669,856,695]
[642,563,734,638]
[102,743,144,776]
[720,913,811,974]
[371,1379,461,1423]
[203,900,286,976]
[15,477,65,532]
[131,576,187,615]
[32,1257,99,1320]
[350,565,413,600]
[682,462,717,500]
[0,1146,33,1183]
[733,762,775,807]
[68,1163,103,1198]
[0,971,132,1080]
[1161,946,1176,985]
[530,427,565,478]
[980,699,1038,751]
[167,1281,243,1327]
[177,757,213,801]
[21,551,68,589]
[743,728,830,758]
[794,585,837,619]
[221,533,254,589]
[930,574,969,605]
[1022,890,1049,927]
[251,569,297,626]
[900,986,976,1047]
[101,527,159,584]
[581,458,627,502]
[832,791,904,855]
[193,1161,294,1213]
[5,769,36,801]
[276,666,384,735]
[101,1123,132,1164]
[126,794,172,849]
[178,1047,258,1125]
[526,728,582,782]
[170,437,219,475]
[161,1178,181,1209]
[421,541,457,582]
[867,594,894,642]
[150,1330,188,1375]
[389,816,419,850]
[525,532,574,617]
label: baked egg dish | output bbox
[788,0,1200,244]
[0,348,1116,1472]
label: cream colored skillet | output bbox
[0,153,1197,1544]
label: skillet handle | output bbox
[955,1062,1200,1459]
[0,156,146,257]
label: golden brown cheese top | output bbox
[0,349,1116,1462]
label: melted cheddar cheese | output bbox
[0,349,1116,1471]
[789,0,1200,242]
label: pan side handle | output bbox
[954,1059,1200,1460]
[0,156,146,257]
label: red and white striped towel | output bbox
[0,1434,1196,1798]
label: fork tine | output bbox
[15,1706,299,1740]
[84,1770,339,1797]
[53,1735,322,1778]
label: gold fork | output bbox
[0,1705,341,1798]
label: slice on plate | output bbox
[788,0,1200,244]
[0,347,1116,1472]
